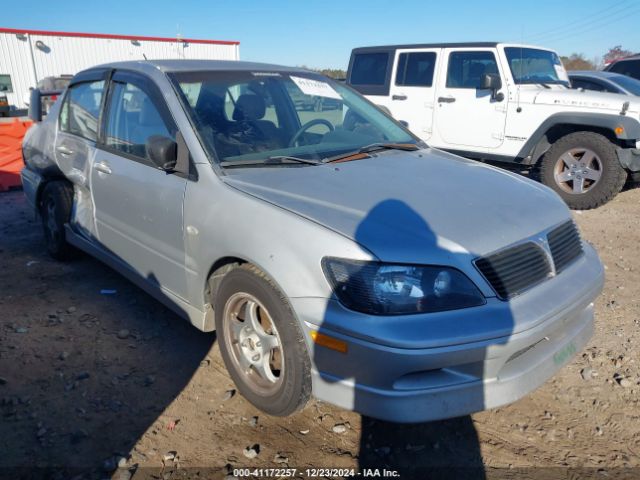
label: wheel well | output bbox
[36,176,73,212]
[531,124,619,165]
[205,256,247,306]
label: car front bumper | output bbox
[292,244,604,423]
[617,146,640,172]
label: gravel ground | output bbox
[0,186,638,480]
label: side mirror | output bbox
[480,73,501,90]
[480,73,504,101]
[28,88,43,122]
[146,135,177,171]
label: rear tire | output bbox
[214,264,311,416]
[540,131,627,209]
[40,181,76,260]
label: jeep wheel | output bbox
[214,264,311,416]
[40,181,76,260]
[540,132,627,209]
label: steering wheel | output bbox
[288,119,334,147]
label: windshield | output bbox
[504,47,569,86]
[610,74,640,96]
[169,70,417,165]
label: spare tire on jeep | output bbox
[540,131,627,210]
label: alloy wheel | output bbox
[553,148,603,194]
[45,199,60,243]
[222,292,284,395]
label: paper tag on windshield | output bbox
[554,64,569,82]
[290,76,341,99]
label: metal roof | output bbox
[351,42,501,52]
[0,27,239,46]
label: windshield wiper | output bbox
[220,155,322,167]
[323,143,419,163]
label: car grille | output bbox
[547,220,583,273]
[475,242,552,299]
[475,221,584,300]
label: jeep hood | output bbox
[221,148,571,264]
[532,88,640,114]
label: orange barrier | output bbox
[0,119,32,192]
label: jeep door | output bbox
[433,49,508,150]
[90,70,188,299]
[387,49,439,140]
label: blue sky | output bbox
[4,0,639,69]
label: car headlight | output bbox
[322,257,485,315]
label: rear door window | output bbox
[446,51,499,89]
[59,80,105,142]
[395,52,437,87]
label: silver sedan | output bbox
[21,60,604,422]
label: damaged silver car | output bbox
[21,60,604,422]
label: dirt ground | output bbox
[0,185,639,480]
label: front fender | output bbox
[518,112,640,162]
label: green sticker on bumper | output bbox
[553,341,577,366]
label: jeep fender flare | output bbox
[517,112,640,165]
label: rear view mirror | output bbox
[146,135,177,171]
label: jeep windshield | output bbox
[170,70,418,166]
[505,47,570,87]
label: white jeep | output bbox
[347,42,640,209]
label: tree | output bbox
[604,45,633,64]
[560,53,596,71]
[315,68,347,80]
[299,66,347,80]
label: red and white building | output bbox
[0,27,240,110]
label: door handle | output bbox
[437,96,456,103]
[94,162,112,175]
[56,145,73,156]
[392,94,407,101]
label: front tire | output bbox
[214,264,311,416]
[40,181,76,260]
[540,131,627,209]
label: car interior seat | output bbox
[232,94,282,144]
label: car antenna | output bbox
[516,31,523,113]
[143,53,148,60]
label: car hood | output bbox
[532,88,640,114]
[221,148,570,264]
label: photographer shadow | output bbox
[315,199,516,479]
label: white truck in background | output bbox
[347,42,640,209]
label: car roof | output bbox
[350,42,556,53]
[91,59,310,74]
[353,42,498,51]
[612,55,640,62]
[567,71,621,79]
